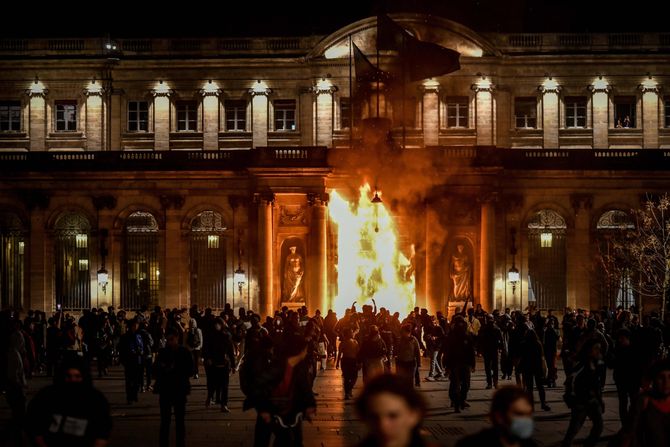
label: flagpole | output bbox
[402,32,406,150]
[349,34,353,151]
[376,45,380,118]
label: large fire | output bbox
[329,184,416,316]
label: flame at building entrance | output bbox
[329,184,416,316]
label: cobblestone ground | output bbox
[1,357,622,446]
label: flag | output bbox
[353,42,386,84]
[376,14,461,82]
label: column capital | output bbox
[307,192,329,206]
[248,81,272,97]
[570,193,593,212]
[419,79,440,94]
[200,88,222,97]
[538,84,561,94]
[588,82,611,94]
[639,82,661,94]
[254,192,275,205]
[471,77,495,93]
[151,81,173,97]
[311,84,338,96]
[26,82,48,98]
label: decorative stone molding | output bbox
[227,195,248,210]
[570,193,594,212]
[159,194,185,210]
[307,192,329,206]
[151,82,173,97]
[638,82,661,94]
[471,79,495,93]
[248,82,272,97]
[311,84,338,96]
[91,195,117,211]
[17,190,50,211]
[538,84,561,94]
[279,205,307,226]
[254,192,275,205]
[588,82,611,94]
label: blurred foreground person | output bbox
[622,359,670,447]
[25,357,112,447]
[354,373,437,447]
[455,386,537,447]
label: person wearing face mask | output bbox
[25,357,112,447]
[454,386,537,447]
[621,359,670,447]
[354,373,438,447]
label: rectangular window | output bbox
[274,99,296,131]
[665,97,670,128]
[127,101,149,132]
[614,97,636,128]
[445,96,469,128]
[565,96,587,128]
[55,100,77,131]
[225,100,247,131]
[339,97,361,129]
[515,97,537,129]
[176,101,198,131]
[0,101,21,131]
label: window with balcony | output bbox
[0,101,21,132]
[445,96,469,128]
[55,100,77,131]
[274,99,296,131]
[225,100,247,131]
[614,97,636,128]
[514,97,537,129]
[127,101,149,132]
[176,101,198,131]
[565,96,587,128]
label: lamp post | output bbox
[507,228,519,308]
[234,230,246,306]
[97,229,109,294]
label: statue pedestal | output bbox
[447,300,466,319]
[280,302,305,312]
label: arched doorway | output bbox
[54,212,91,310]
[0,212,27,309]
[122,211,160,310]
[595,210,635,309]
[527,209,567,310]
[189,210,227,309]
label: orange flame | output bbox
[330,184,416,315]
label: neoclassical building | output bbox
[1,14,669,316]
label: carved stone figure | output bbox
[450,243,472,300]
[282,246,305,302]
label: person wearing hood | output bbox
[185,318,203,379]
[455,386,537,447]
[25,357,112,447]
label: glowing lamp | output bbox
[542,77,559,91]
[371,191,383,204]
[202,79,220,95]
[87,79,103,95]
[251,80,269,94]
[540,232,553,248]
[29,78,46,95]
[591,76,609,91]
[234,266,246,295]
[508,265,520,294]
[153,80,170,96]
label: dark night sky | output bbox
[1,0,667,38]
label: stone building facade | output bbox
[1,14,670,315]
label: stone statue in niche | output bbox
[282,246,305,302]
[449,243,472,300]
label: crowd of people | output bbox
[1,300,670,447]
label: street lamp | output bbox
[508,227,520,298]
[97,229,109,294]
[234,230,246,297]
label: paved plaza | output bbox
[0,357,623,447]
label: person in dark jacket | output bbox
[541,318,560,388]
[118,318,144,404]
[25,357,112,447]
[443,316,476,412]
[478,315,503,389]
[153,328,193,447]
[395,324,421,386]
[358,325,388,385]
[561,339,605,447]
[455,386,538,447]
[355,373,437,447]
[248,335,317,447]
[612,328,641,425]
[519,330,550,411]
[202,318,236,412]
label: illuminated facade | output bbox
[1,14,670,315]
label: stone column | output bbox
[152,83,171,151]
[568,194,593,310]
[309,193,328,313]
[201,83,221,150]
[640,82,660,149]
[471,79,495,146]
[85,85,104,151]
[249,83,271,148]
[160,195,186,309]
[29,209,47,310]
[27,86,47,151]
[539,81,560,149]
[479,194,496,312]
[313,82,337,148]
[589,80,610,149]
[421,81,440,146]
[110,90,123,150]
[258,194,275,317]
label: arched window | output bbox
[190,211,227,309]
[527,209,567,310]
[122,211,160,310]
[0,212,27,309]
[596,210,635,309]
[54,212,91,310]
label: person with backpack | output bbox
[185,318,203,379]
